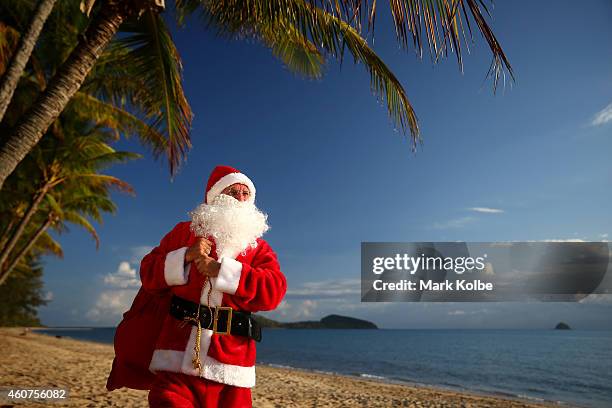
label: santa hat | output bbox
[205,165,256,204]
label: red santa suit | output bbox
[109,166,287,408]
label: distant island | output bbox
[555,322,571,330]
[254,314,378,329]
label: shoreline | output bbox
[257,362,559,408]
[30,326,557,405]
[1,327,563,407]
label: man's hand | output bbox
[194,254,221,278]
[185,238,213,263]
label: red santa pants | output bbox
[148,371,252,408]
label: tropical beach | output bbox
[1,1,611,408]
[0,328,557,408]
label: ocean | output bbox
[36,328,612,408]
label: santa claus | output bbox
[107,165,287,407]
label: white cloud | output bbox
[578,294,612,304]
[103,261,140,289]
[448,308,490,316]
[43,291,54,301]
[87,289,138,322]
[448,310,465,315]
[298,300,317,319]
[591,102,612,126]
[433,216,475,229]
[272,300,292,317]
[432,207,503,230]
[468,207,504,214]
[260,294,391,325]
[267,279,363,320]
[334,301,389,313]
[286,279,361,299]
[262,299,319,321]
[88,261,142,324]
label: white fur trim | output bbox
[180,326,208,376]
[149,326,256,387]
[164,247,190,286]
[149,349,183,373]
[200,278,223,307]
[213,258,242,295]
[201,353,255,388]
[206,172,256,204]
[199,250,240,306]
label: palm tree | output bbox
[0,2,194,285]
[0,256,49,326]
[0,0,513,190]
[0,0,56,121]
[0,0,189,187]
[0,107,139,285]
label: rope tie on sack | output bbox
[181,275,213,376]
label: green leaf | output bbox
[45,194,63,216]
[203,0,419,145]
[112,11,193,175]
[63,211,100,248]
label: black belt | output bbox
[169,295,262,342]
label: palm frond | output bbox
[44,194,63,216]
[114,11,193,175]
[203,0,420,145]
[30,231,63,258]
[70,92,168,155]
[68,173,135,195]
[385,0,513,90]
[62,211,100,248]
[199,7,325,79]
[256,20,325,79]
[61,194,116,218]
[282,0,513,90]
[174,0,202,26]
[83,151,142,168]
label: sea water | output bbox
[37,328,612,407]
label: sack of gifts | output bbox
[106,286,171,391]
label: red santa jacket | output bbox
[106,221,287,390]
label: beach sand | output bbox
[0,328,557,408]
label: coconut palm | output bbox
[0,0,513,190]
[0,1,192,285]
[0,107,140,285]
[1,0,188,161]
[0,0,190,188]
[0,0,56,121]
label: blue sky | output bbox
[39,0,612,328]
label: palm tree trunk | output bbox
[0,213,53,286]
[0,216,18,252]
[0,0,57,122]
[0,2,127,190]
[0,183,49,272]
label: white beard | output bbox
[189,194,269,258]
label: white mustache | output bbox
[189,194,269,258]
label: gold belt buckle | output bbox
[212,306,233,335]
